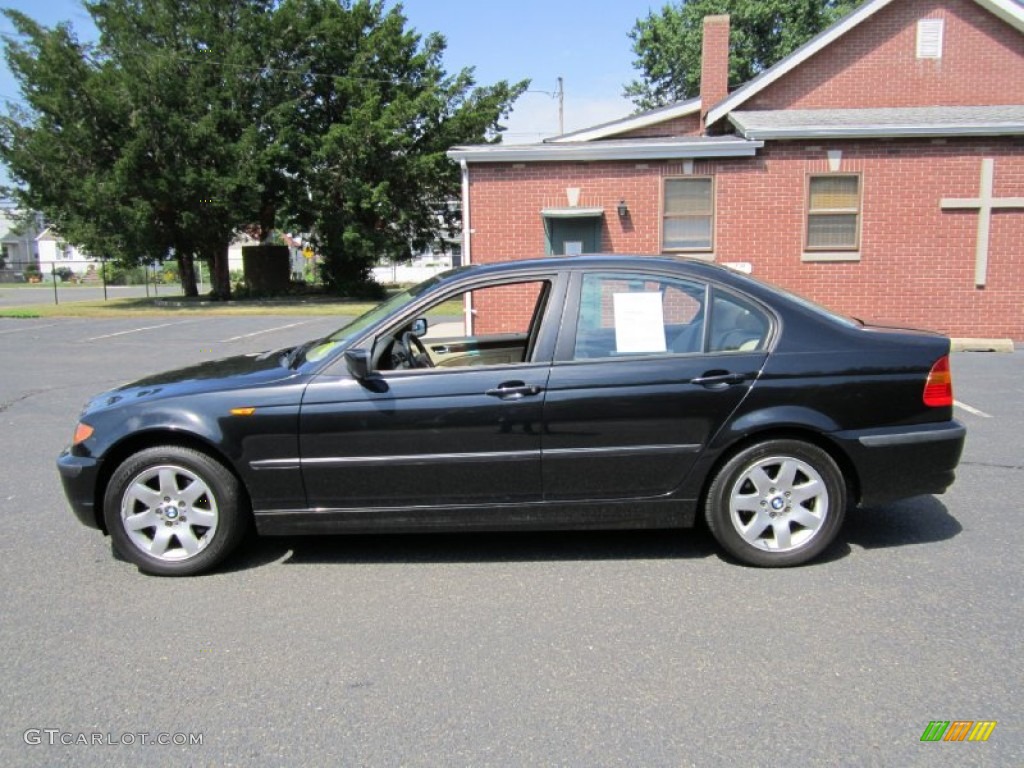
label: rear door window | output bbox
[708,291,770,353]
[573,273,707,359]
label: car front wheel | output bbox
[103,446,249,576]
[705,439,846,567]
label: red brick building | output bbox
[448,0,1024,340]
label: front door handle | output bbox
[691,371,747,389]
[431,343,467,355]
[485,381,544,400]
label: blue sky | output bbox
[396,0,650,140]
[0,0,654,146]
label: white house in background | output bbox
[35,228,99,274]
[227,231,259,272]
[0,207,41,266]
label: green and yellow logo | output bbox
[920,721,997,742]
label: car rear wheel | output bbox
[103,446,249,576]
[705,439,846,567]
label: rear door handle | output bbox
[485,381,544,400]
[691,371,747,389]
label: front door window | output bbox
[378,279,551,370]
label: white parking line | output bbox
[955,400,992,418]
[0,322,60,335]
[86,321,191,341]
[220,321,311,343]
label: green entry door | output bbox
[545,216,602,256]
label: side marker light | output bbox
[72,422,94,445]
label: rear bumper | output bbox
[833,421,966,506]
[56,449,103,530]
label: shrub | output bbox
[159,263,180,284]
[103,262,148,285]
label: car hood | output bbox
[85,349,299,413]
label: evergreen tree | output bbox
[266,0,526,295]
[1,0,526,298]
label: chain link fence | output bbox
[0,256,454,305]
[0,259,184,305]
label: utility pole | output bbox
[557,77,564,136]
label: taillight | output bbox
[923,356,954,407]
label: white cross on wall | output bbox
[940,158,1024,287]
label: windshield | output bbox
[293,273,449,366]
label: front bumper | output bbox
[56,449,103,530]
[832,420,966,506]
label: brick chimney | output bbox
[700,14,730,134]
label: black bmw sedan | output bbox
[58,256,965,575]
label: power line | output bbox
[525,78,564,135]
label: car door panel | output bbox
[542,270,771,502]
[542,353,765,500]
[300,365,549,510]
[296,271,564,513]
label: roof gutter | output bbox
[731,120,1024,140]
[447,139,762,164]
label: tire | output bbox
[705,439,846,567]
[103,446,250,576]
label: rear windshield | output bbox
[726,269,862,329]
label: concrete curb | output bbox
[951,338,1016,353]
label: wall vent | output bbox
[917,18,944,59]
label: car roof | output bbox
[449,255,738,281]
[439,255,855,331]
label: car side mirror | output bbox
[410,317,428,337]
[344,349,372,380]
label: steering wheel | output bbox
[391,331,434,369]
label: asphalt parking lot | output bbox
[0,315,1021,767]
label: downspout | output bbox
[460,159,472,266]
[460,158,473,335]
